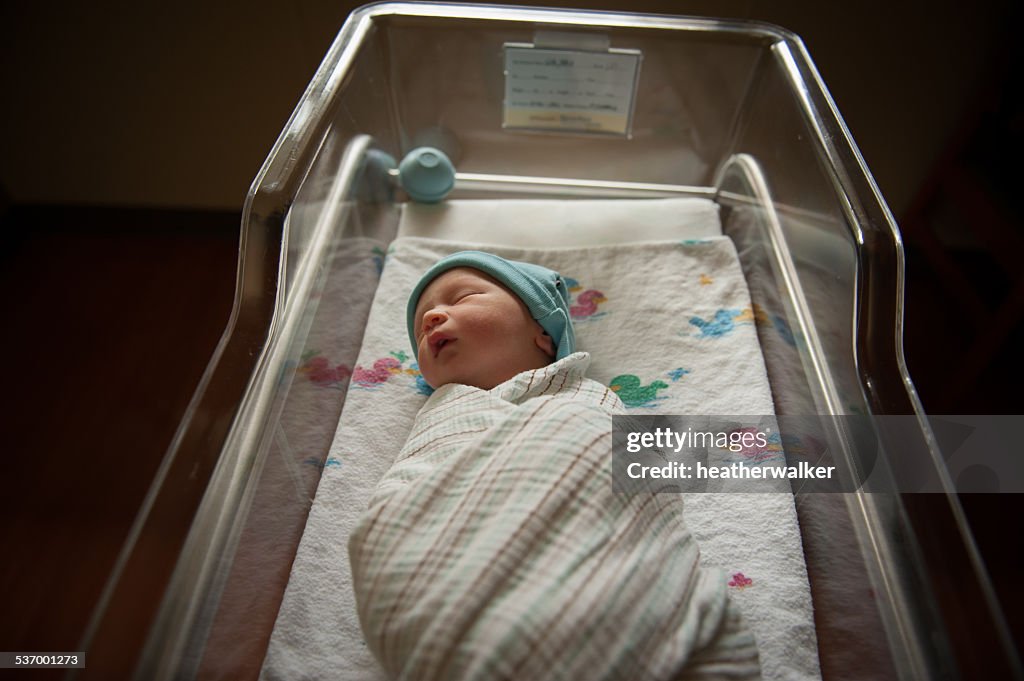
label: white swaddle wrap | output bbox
[349,352,760,680]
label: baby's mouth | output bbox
[429,333,455,358]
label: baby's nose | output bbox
[422,309,447,333]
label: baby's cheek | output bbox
[417,355,437,385]
[482,308,528,337]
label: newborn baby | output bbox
[349,251,760,681]
[408,253,572,390]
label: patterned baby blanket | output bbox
[349,352,760,680]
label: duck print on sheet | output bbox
[302,455,342,471]
[409,361,434,396]
[352,356,402,387]
[298,351,352,390]
[772,313,798,347]
[667,367,691,383]
[609,374,669,408]
[347,350,433,395]
[728,572,754,590]
[727,427,786,465]
[609,367,692,408]
[686,304,770,339]
[371,245,395,276]
[563,276,608,322]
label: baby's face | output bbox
[413,267,555,390]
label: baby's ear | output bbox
[535,330,555,358]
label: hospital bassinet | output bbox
[78,3,1019,680]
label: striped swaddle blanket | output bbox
[349,352,761,680]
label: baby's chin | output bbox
[424,359,553,391]
[424,372,501,391]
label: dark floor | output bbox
[0,207,238,678]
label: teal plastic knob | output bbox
[398,147,455,203]
[357,149,397,203]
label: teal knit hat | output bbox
[407,251,576,361]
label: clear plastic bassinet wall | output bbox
[80,4,1020,680]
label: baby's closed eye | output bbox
[456,292,482,302]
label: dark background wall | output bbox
[1,0,1020,675]
[0,0,1011,216]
